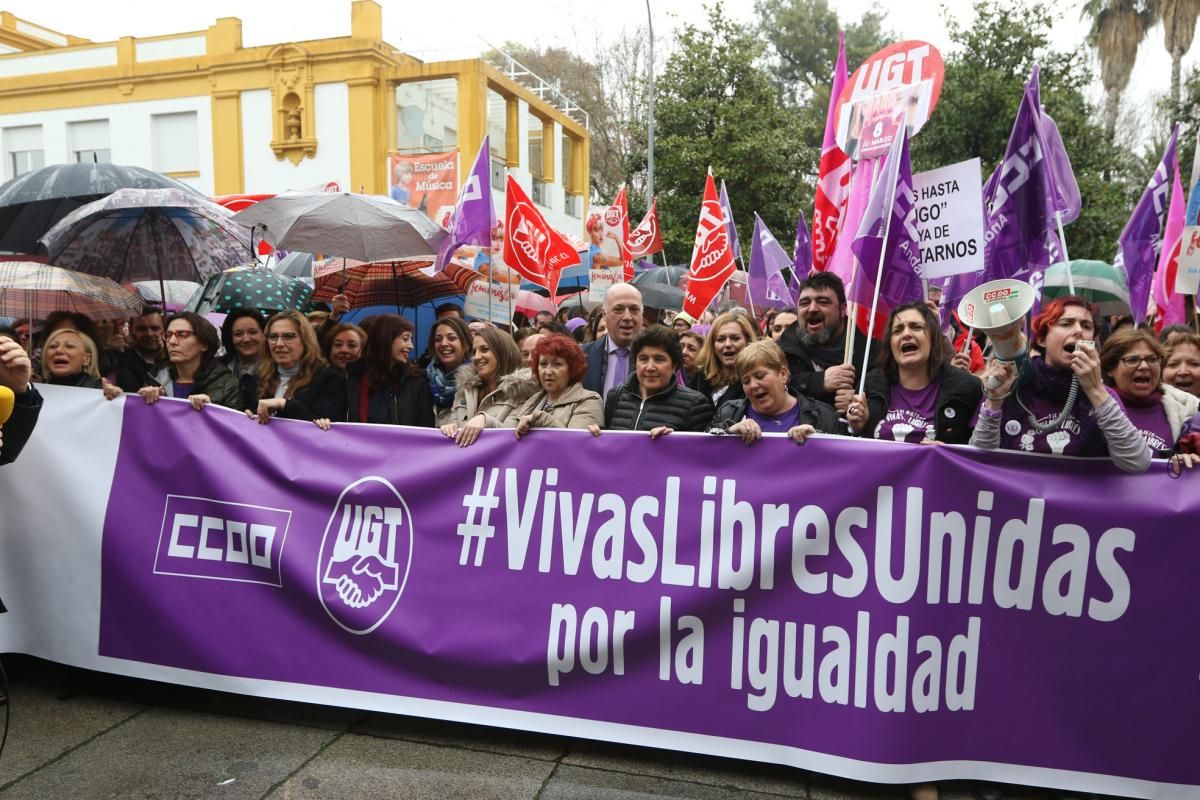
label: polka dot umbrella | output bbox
[186,266,313,316]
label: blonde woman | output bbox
[244,310,346,430]
[40,329,102,389]
[689,311,758,406]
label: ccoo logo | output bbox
[317,476,413,635]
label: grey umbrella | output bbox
[232,193,448,263]
[272,251,314,279]
[0,162,203,255]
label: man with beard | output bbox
[115,308,170,393]
[777,273,876,415]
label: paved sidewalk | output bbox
[0,658,1031,800]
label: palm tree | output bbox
[1161,0,1200,105]
[1081,0,1157,140]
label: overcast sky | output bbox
[2,0,1187,152]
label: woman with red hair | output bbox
[970,296,1151,472]
[513,334,603,436]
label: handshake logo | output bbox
[317,477,413,635]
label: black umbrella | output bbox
[637,284,685,310]
[0,162,203,255]
[630,265,688,289]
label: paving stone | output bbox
[0,706,335,800]
[0,683,145,789]
[265,732,555,800]
[562,740,809,796]
[542,763,797,799]
[352,711,568,761]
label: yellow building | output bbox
[0,1,589,230]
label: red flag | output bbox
[629,198,664,259]
[811,33,851,272]
[504,175,581,296]
[607,185,635,280]
[683,170,736,319]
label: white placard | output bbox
[587,268,621,304]
[1175,225,1200,295]
[463,280,514,324]
[911,158,984,279]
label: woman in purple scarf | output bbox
[969,296,1151,473]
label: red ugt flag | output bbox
[683,170,736,319]
[609,185,635,280]
[504,175,580,295]
[811,32,850,272]
[629,198,664,259]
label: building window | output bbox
[565,194,582,219]
[531,177,547,206]
[69,119,111,165]
[490,158,506,188]
[152,112,199,173]
[3,125,44,179]
[527,108,544,180]
[394,78,457,153]
[487,89,509,163]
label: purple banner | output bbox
[99,400,1200,796]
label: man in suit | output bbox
[582,283,645,398]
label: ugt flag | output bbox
[851,130,923,313]
[629,198,664,259]
[1117,125,1179,326]
[812,32,851,272]
[683,169,736,320]
[435,136,494,271]
[749,214,796,309]
[610,185,635,280]
[983,65,1079,290]
[503,175,580,295]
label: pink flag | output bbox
[1152,161,1187,328]
[811,33,851,273]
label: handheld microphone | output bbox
[0,385,14,426]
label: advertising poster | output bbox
[387,151,460,227]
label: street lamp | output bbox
[646,0,655,209]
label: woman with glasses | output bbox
[1100,328,1199,457]
[244,310,346,430]
[105,313,241,410]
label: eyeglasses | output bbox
[1119,354,1161,368]
[162,330,195,341]
[267,332,300,343]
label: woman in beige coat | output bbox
[514,334,603,437]
[441,327,539,446]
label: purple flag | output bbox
[982,67,1075,290]
[748,214,796,308]
[435,136,495,271]
[792,209,812,293]
[851,131,923,311]
[719,180,742,261]
[1116,125,1179,325]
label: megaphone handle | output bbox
[961,326,974,355]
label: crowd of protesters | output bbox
[4,270,1200,477]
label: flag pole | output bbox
[843,157,880,365]
[857,173,897,397]
[1055,210,1075,294]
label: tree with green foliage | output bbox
[911,0,1135,262]
[643,3,813,263]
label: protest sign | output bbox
[911,159,985,279]
[834,41,944,162]
[588,267,621,304]
[387,151,460,226]
[463,279,513,323]
[1175,225,1200,295]
[6,387,1200,800]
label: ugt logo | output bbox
[317,477,413,635]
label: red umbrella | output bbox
[312,259,481,309]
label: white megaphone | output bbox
[957,279,1035,361]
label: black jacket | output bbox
[1,385,41,465]
[114,349,169,394]
[244,366,347,422]
[345,362,435,427]
[708,389,842,435]
[688,370,746,407]
[603,374,714,432]
[777,322,878,404]
[861,364,982,444]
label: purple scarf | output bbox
[1001,358,1107,456]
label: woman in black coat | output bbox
[244,310,346,430]
[595,326,714,437]
[345,315,435,427]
